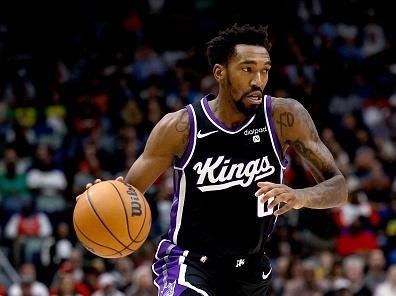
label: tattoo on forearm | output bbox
[292,139,333,181]
[276,112,294,136]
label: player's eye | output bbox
[242,67,252,72]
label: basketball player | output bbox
[87,24,348,295]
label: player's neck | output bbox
[209,96,249,129]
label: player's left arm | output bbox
[256,98,348,215]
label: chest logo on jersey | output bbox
[192,156,275,192]
[244,127,267,136]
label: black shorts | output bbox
[152,239,273,296]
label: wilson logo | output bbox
[124,183,142,216]
[193,156,275,192]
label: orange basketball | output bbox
[73,180,151,258]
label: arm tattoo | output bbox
[175,110,190,149]
[292,139,334,181]
[276,112,294,136]
[273,98,347,208]
[292,105,337,181]
[293,102,347,207]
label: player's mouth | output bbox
[245,91,263,105]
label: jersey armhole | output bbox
[174,105,197,170]
[264,95,288,169]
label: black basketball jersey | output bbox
[167,94,287,257]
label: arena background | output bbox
[0,0,396,295]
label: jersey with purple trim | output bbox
[168,94,286,257]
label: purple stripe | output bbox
[265,95,288,167]
[168,170,183,241]
[153,240,188,295]
[203,95,253,132]
[153,255,183,274]
[175,105,195,168]
[157,240,185,258]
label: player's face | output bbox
[223,45,271,115]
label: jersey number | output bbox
[257,195,274,217]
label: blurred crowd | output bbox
[0,0,396,295]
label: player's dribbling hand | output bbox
[85,176,124,189]
[255,181,306,215]
[75,176,124,201]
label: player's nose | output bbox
[251,72,266,89]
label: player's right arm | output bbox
[124,108,190,193]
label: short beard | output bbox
[235,99,259,116]
[226,75,261,116]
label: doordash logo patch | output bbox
[244,127,267,136]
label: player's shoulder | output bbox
[270,96,307,115]
[157,108,189,133]
[147,108,190,157]
[269,97,313,139]
[152,108,190,148]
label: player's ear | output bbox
[213,64,225,82]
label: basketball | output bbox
[73,180,151,258]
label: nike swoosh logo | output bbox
[262,267,272,280]
[197,130,218,138]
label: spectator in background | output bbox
[112,125,142,178]
[353,146,392,204]
[337,24,363,62]
[374,264,396,296]
[83,122,116,172]
[0,146,30,217]
[271,255,290,295]
[335,113,364,160]
[336,215,379,257]
[50,271,81,296]
[111,257,134,293]
[315,251,338,292]
[72,141,112,196]
[342,255,372,296]
[120,100,144,127]
[364,249,387,292]
[52,222,74,265]
[71,96,102,137]
[362,19,386,58]
[0,146,30,176]
[50,248,85,291]
[127,264,156,296]
[9,112,37,158]
[74,265,99,296]
[8,263,49,296]
[321,127,351,176]
[44,87,68,150]
[26,144,67,215]
[69,248,85,283]
[131,44,166,82]
[325,278,354,296]
[334,189,380,230]
[93,273,125,296]
[4,199,52,265]
[283,259,323,296]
